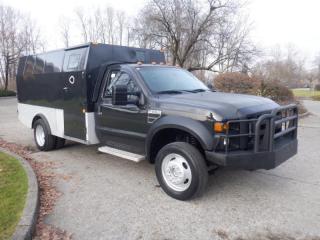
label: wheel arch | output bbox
[32,114,52,134]
[146,116,213,163]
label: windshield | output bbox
[137,66,208,93]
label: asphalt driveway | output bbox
[1,97,320,240]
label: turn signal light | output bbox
[214,122,229,133]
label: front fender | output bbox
[146,115,214,160]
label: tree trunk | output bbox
[4,54,10,91]
[4,64,9,91]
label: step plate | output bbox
[98,146,145,162]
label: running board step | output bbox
[98,146,145,162]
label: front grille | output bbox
[214,105,298,153]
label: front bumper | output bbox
[205,138,297,170]
[206,104,298,170]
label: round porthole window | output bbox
[69,75,75,85]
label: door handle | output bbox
[63,87,68,91]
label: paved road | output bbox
[303,100,320,116]
[1,97,320,240]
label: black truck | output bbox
[16,43,298,200]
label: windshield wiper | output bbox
[184,89,207,93]
[157,90,184,94]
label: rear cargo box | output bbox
[16,43,165,141]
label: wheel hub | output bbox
[161,153,192,192]
[35,125,45,147]
[165,162,185,184]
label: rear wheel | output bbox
[33,119,56,151]
[155,142,208,200]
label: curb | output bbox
[0,148,39,240]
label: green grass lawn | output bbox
[291,88,320,99]
[0,152,28,240]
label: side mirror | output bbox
[112,85,128,105]
[138,92,145,106]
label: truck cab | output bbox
[16,43,298,200]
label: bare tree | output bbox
[59,16,71,48]
[0,6,21,90]
[95,8,107,43]
[134,0,257,71]
[75,8,88,43]
[74,6,121,45]
[106,7,115,44]
[22,17,45,55]
[0,5,44,90]
[213,16,259,72]
[252,45,307,88]
[314,53,320,83]
[116,11,126,46]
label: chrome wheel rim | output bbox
[35,125,45,147]
[161,153,192,192]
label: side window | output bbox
[24,56,35,79]
[63,47,88,72]
[43,51,64,73]
[103,70,120,98]
[33,55,45,74]
[67,54,81,70]
[104,72,140,99]
[17,56,27,78]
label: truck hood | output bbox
[157,91,279,120]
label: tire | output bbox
[54,137,65,149]
[155,142,208,200]
[33,119,56,151]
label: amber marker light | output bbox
[213,122,229,133]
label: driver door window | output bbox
[104,72,140,103]
[103,70,120,98]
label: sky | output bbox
[248,0,320,64]
[2,0,320,66]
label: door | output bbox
[96,69,148,154]
[62,47,88,140]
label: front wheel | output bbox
[155,142,208,200]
